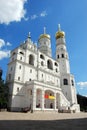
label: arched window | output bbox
[57,55,59,59]
[40,54,45,60]
[71,80,74,86]
[61,54,64,58]
[63,79,68,85]
[20,52,24,55]
[55,62,58,66]
[47,59,53,70]
[29,54,34,66]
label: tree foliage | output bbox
[0,68,9,109]
[77,94,87,111]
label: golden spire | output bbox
[55,24,65,39]
[39,27,50,40]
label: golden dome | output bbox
[39,34,50,40]
[38,27,50,41]
[55,24,65,39]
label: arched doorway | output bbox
[44,90,55,109]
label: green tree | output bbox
[77,94,87,111]
[0,68,9,109]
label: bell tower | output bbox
[38,27,52,57]
[56,24,70,74]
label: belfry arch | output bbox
[29,54,34,65]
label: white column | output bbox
[54,93,56,110]
[41,90,44,110]
[58,93,62,109]
[32,87,36,112]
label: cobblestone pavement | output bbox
[0,112,87,130]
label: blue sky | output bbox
[0,0,87,96]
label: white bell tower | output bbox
[55,24,79,107]
[56,24,70,74]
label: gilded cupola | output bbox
[39,27,50,41]
[55,24,65,39]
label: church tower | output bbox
[55,24,70,74]
[38,27,52,57]
[55,24,78,107]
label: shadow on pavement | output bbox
[0,118,87,130]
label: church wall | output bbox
[24,66,37,82]
[9,82,25,111]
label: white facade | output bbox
[6,26,80,112]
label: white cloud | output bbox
[77,82,87,90]
[31,14,38,20]
[30,10,47,20]
[0,39,11,60]
[0,39,5,48]
[0,0,27,25]
[6,42,12,46]
[0,39,12,47]
[77,82,87,86]
[0,50,10,60]
[40,11,47,17]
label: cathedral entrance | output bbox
[44,90,55,109]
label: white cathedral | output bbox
[6,24,80,112]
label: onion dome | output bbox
[55,24,65,39]
[39,27,50,40]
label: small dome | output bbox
[38,27,50,41]
[55,24,65,39]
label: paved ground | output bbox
[0,112,87,130]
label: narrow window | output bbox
[56,68,58,72]
[29,54,34,65]
[30,90,32,95]
[30,69,32,73]
[47,59,53,70]
[40,54,44,60]
[19,65,21,69]
[41,61,44,66]
[18,77,20,81]
[42,74,43,78]
[61,54,64,58]
[57,55,59,59]
[63,79,68,85]
[17,87,19,92]
[55,62,58,66]
[71,80,74,86]
[20,57,22,60]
